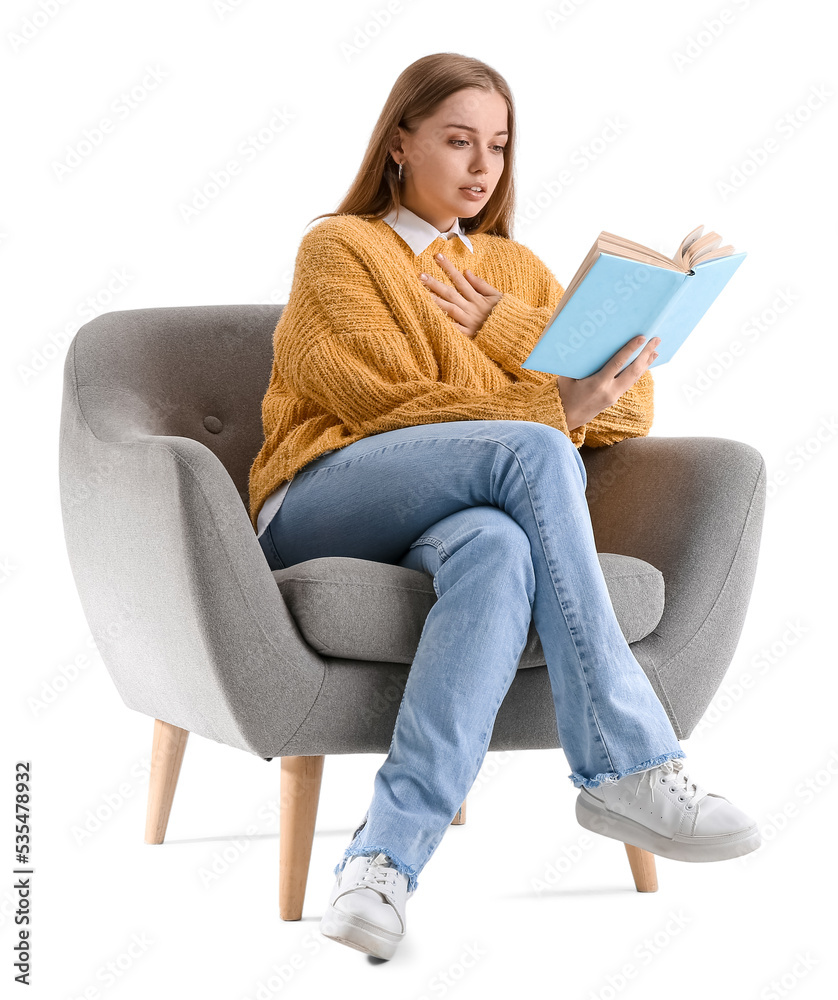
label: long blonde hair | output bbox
[307,52,517,239]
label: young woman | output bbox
[248,52,760,960]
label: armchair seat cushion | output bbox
[271,553,664,667]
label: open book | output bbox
[521,225,747,379]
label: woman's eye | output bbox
[450,139,506,153]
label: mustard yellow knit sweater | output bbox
[248,213,654,532]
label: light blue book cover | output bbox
[521,250,747,378]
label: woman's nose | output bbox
[470,149,491,171]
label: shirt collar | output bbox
[381,204,474,255]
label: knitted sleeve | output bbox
[582,368,655,447]
[472,250,565,379]
[283,229,582,442]
[474,244,653,448]
[471,246,583,445]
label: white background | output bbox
[4,0,837,997]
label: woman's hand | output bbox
[419,252,503,339]
[556,334,661,431]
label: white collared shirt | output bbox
[381,204,474,255]
[257,207,473,538]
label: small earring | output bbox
[398,161,404,183]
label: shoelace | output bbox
[638,758,708,817]
[359,853,400,902]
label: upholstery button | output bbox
[203,415,223,433]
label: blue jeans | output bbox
[257,420,684,892]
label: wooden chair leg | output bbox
[279,755,325,921]
[145,719,190,844]
[624,843,658,892]
[451,798,467,825]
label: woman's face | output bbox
[393,87,509,232]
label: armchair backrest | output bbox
[64,304,283,508]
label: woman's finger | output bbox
[463,268,502,298]
[432,253,479,302]
[420,271,465,308]
[604,335,658,377]
[611,338,660,387]
[426,290,469,326]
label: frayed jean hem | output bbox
[568,749,687,789]
[334,846,421,895]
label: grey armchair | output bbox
[58,304,766,917]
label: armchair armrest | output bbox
[59,335,325,758]
[580,435,766,739]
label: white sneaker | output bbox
[320,852,414,960]
[575,757,761,862]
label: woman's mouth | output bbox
[459,186,486,200]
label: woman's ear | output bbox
[390,126,409,161]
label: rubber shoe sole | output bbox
[320,903,403,960]
[576,787,762,862]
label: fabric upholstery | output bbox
[58,304,766,759]
[273,553,665,664]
